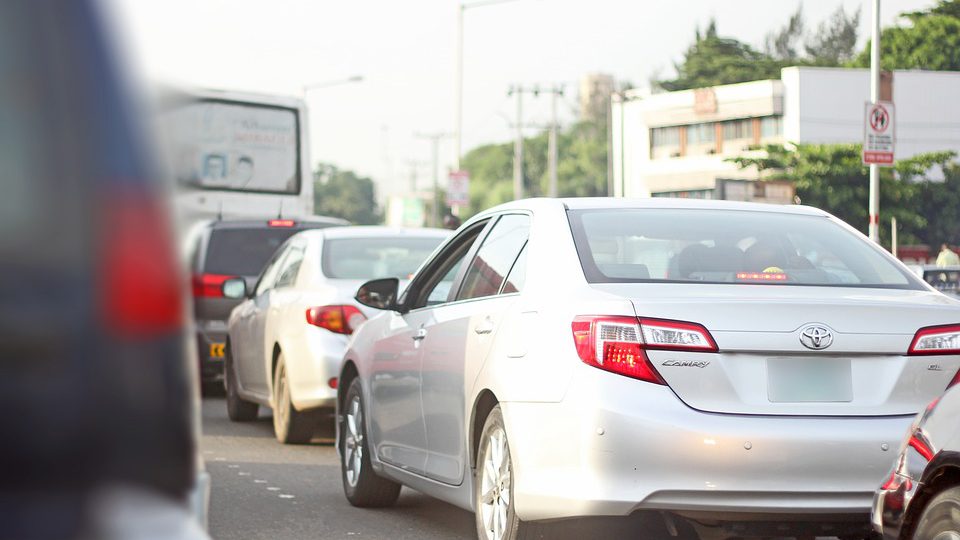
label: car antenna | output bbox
[277,200,284,219]
[216,201,223,221]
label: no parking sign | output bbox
[863,101,895,166]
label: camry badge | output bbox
[799,325,833,350]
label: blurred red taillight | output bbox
[191,273,237,298]
[100,194,184,336]
[572,316,717,384]
[306,305,366,335]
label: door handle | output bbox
[412,328,427,341]
[474,318,494,335]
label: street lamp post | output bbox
[868,0,881,243]
[454,0,521,171]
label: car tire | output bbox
[475,405,556,540]
[340,377,401,507]
[272,354,317,444]
[225,344,258,422]
[914,485,960,540]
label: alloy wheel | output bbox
[479,427,511,540]
[343,395,363,488]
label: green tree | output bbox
[916,164,960,247]
[730,144,955,246]
[851,0,960,70]
[657,20,782,91]
[804,5,861,65]
[313,163,381,224]
[765,4,806,62]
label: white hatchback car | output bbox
[338,198,960,539]
[222,226,448,443]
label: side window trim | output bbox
[454,212,531,302]
[401,218,492,312]
[447,216,500,303]
[497,240,528,295]
[254,241,292,296]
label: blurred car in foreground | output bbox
[919,265,960,300]
[0,0,206,538]
[338,198,960,540]
[185,217,346,384]
[223,226,448,443]
[873,384,960,540]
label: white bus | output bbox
[159,87,314,226]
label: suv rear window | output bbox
[568,208,921,289]
[204,227,308,276]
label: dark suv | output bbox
[187,218,346,383]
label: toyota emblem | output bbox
[799,325,834,350]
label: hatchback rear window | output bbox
[322,237,444,280]
[204,228,306,276]
[568,209,921,289]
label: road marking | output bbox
[279,494,295,499]
[267,487,280,491]
[238,472,250,476]
[254,480,267,484]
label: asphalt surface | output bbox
[201,394,476,540]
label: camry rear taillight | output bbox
[306,305,366,335]
[908,324,960,355]
[571,316,717,383]
[100,194,184,336]
[192,273,238,298]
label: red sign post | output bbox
[863,101,895,166]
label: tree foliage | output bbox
[459,120,608,218]
[851,0,960,70]
[657,6,861,92]
[730,144,957,246]
[313,163,381,225]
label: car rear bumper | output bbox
[286,327,348,411]
[194,328,225,382]
[502,364,913,525]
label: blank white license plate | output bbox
[767,357,853,403]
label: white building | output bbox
[611,67,960,201]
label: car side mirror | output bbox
[355,278,399,311]
[222,277,248,299]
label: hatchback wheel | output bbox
[272,354,317,444]
[475,405,553,540]
[225,344,258,422]
[915,486,960,540]
[340,377,401,507]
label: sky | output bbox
[105,0,934,199]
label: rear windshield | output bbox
[568,209,921,289]
[204,227,308,276]
[322,237,444,280]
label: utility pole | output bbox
[415,132,450,228]
[508,86,525,200]
[548,86,560,198]
[868,0,881,243]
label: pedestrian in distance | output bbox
[936,243,960,267]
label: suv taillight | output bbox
[306,305,366,335]
[571,316,717,384]
[192,273,238,298]
[100,195,184,336]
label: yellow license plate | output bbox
[209,343,225,358]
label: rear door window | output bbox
[203,227,305,276]
[457,214,531,301]
[274,243,305,288]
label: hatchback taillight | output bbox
[306,305,367,335]
[192,273,238,298]
[100,194,184,336]
[571,316,717,384]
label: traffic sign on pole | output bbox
[446,170,470,207]
[863,101,895,166]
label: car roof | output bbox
[201,216,349,230]
[297,225,452,241]
[476,197,828,217]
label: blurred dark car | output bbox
[186,217,346,384]
[0,0,205,538]
[921,265,960,300]
[873,381,960,539]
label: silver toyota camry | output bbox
[337,198,960,539]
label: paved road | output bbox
[202,395,476,540]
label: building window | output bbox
[722,119,754,141]
[760,116,783,139]
[686,123,716,145]
[650,126,681,159]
